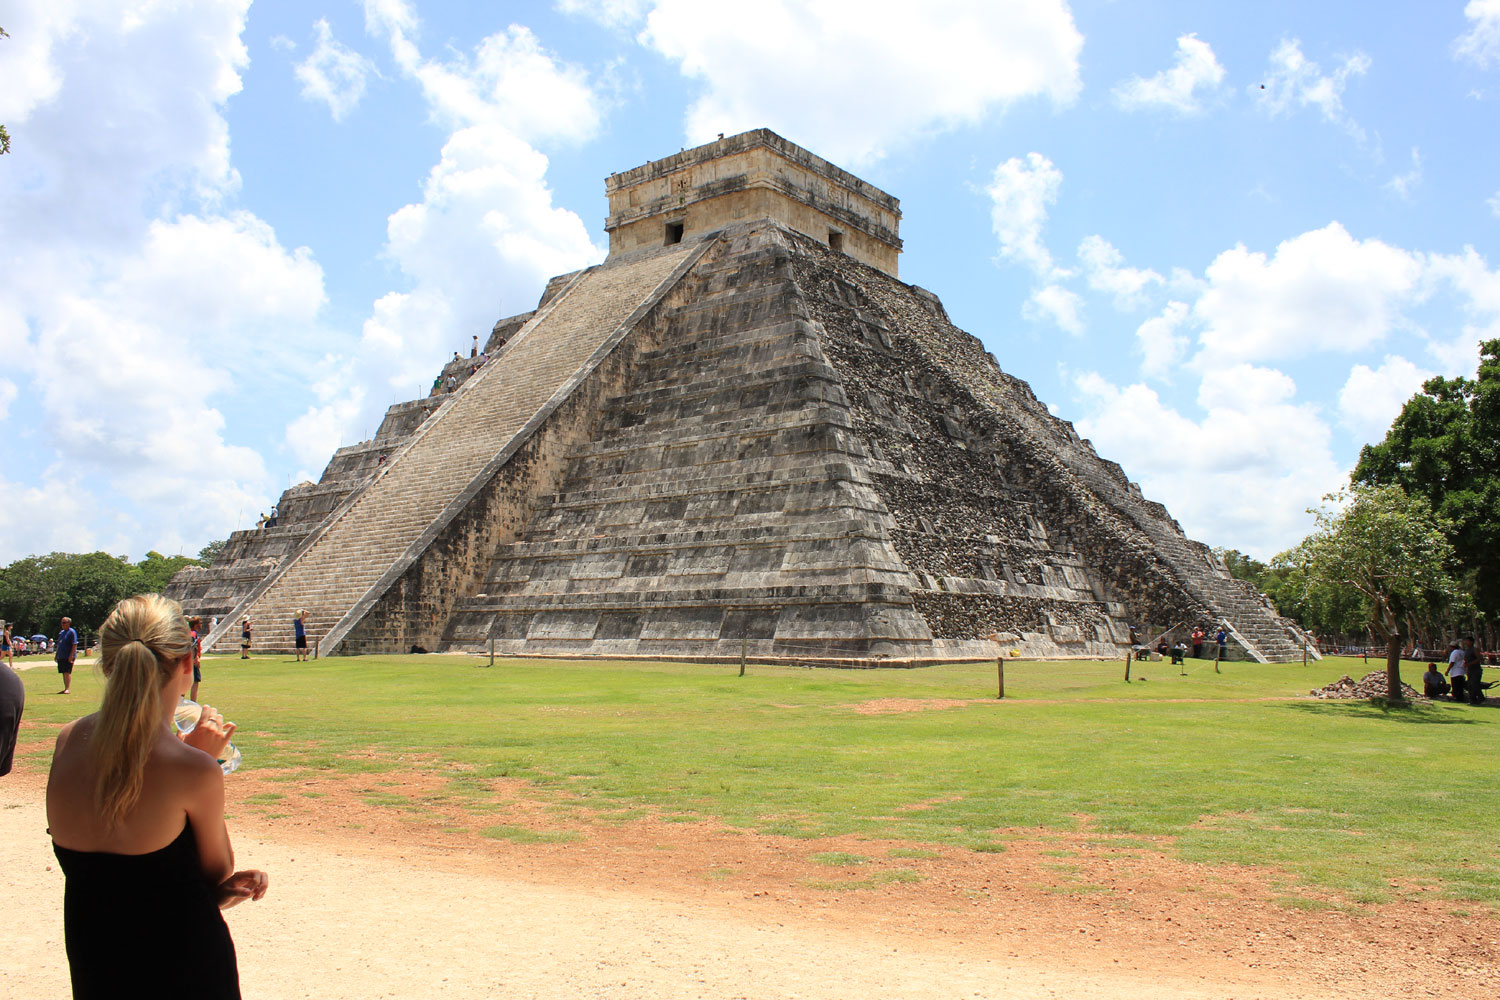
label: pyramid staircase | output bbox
[203,238,713,655]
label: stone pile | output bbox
[1310,671,1424,700]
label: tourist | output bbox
[240,618,251,660]
[293,610,309,662]
[0,653,23,777]
[56,616,78,694]
[46,594,267,999]
[471,333,478,357]
[1215,626,1228,662]
[2,622,12,667]
[431,374,442,395]
[1462,636,1485,705]
[1422,662,1449,699]
[1170,641,1187,666]
[189,616,204,702]
[1447,641,1468,702]
[1191,626,1204,659]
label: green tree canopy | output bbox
[197,538,227,565]
[1354,338,1500,620]
[1295,484,1459,699]
[0,549,205,639]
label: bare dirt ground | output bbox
[4,712,1496,999]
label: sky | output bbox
[2,0,1499,565]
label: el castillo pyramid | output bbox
[168,129,1315,665]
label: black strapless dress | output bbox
[53,823,240,999]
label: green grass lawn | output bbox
[16,652,1498,904]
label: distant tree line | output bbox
[0,543,221,643]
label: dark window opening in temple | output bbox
[828,230,845,253]
[665,221,685,245]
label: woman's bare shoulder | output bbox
[155,735,224,785]
[53,714,98,752]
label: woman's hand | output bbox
[216,869,269,909]
[183,705,236,760]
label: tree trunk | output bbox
[1385,632,1405,701]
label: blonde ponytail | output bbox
[93,595,192,828]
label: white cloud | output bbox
[1193,223,1423,363]
[556,0,648,28]
[1113,33,1226,114]
[1025,285,1084,335]
[987,153,1066,279]
[1337,356,1435,445]
[365,2,598,142]
[1421,247,1500,372]
[1383,147,1422,199]
[1135,301,1192,375]
[1488,190,1500,218]
[1078,235,1163,309]
[1255,38,1370,143]
[1070,365,1345,559]
[0,0,326,560]
[295,19,377,121]
[632,0,1083,164]
[1455,0,1500,68]
[284,1,605,465]
[0,473,101,564]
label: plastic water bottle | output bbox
[175,696,242,775]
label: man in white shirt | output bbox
[1448,640,1470,702]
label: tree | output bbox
[197,538,227,566]
[1297,484,1459,700]
[133,550,197,593]
[1263,543,1367,639]
[41,553,138,642]
[0,554,54,634]
[1354,339,1500,622]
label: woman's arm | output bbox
[182,751,235,886]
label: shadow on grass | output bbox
[1283,699,1484,725]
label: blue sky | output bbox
[3,0,1499,564]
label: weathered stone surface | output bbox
[174,130,1315,664]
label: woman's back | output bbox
[46,714,221,854]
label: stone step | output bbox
[207,241,704,654]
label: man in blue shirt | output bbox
[56,616,78,694]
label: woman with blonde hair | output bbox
[46,594,267,998]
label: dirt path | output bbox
[3,735,1493,999]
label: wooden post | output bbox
[1302,643,1308,668]
[489,636,495,668]
[739,634,747,677]
[1124,651,1132,683]
[996,655,1005,699]
[313,638,319,660]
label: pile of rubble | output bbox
[1310,670,1425,701]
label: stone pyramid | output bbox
[172,130,1314,664]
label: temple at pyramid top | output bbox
[604,128,903,275]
